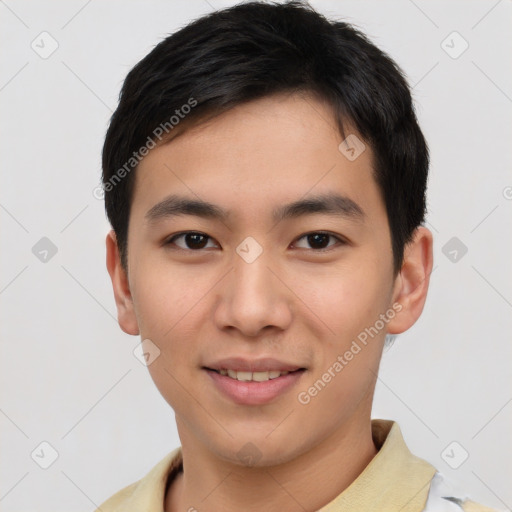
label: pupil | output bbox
[186,233,207,249]
[183,233,330,250]
[308,233,329,249]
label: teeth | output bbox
[219,369,291,381]
[252,371,270,382]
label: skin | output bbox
[106,92,433,512]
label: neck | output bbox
[166,416,378,512]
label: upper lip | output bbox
[204,357,305,373]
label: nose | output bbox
[213,248,293,338]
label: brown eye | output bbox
[294,232,344,251]
[166,232,217,250]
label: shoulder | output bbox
[93,448,182,512]
[93,481,140,512]
[460,500,504,512]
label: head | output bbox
[104,1,433,467]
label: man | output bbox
[97,1,498,510]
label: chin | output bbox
[210,432,309,469]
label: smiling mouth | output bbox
[205,368,305,382]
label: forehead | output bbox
[131,93,384,226]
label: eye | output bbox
[165,232,218,250]
[293,231,345,251]
[164,231,346,252]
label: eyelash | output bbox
[163,231,347,253]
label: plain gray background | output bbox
[0,0,511,510]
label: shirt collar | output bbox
[318,419,437,511]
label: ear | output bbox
[387,226,433,334]
[105,230,140,335]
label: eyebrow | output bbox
[144,192,365,225]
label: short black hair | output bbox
[102,0,428,274]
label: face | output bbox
[107,93,431,467]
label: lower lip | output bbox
[205,369,305,405]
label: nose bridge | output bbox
[234,245,273,294]
[215,240,292,335]
[233,241,277,307]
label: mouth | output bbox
[203,365,306,405]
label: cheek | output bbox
[131,257,198,337]
[303,259,392,405]
[303,261,392,343]
[130,259,211,388]
[295,271,388,426]
[133,277,195,412]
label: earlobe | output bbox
[387,226,434,335]
[105,230,140,335]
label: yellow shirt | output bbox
[94,419,498,512]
